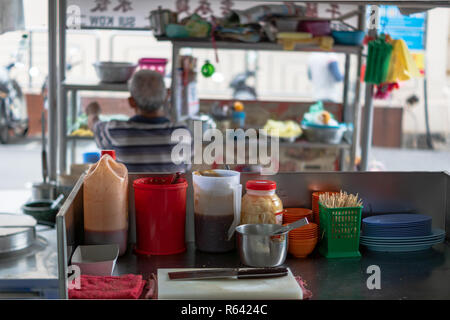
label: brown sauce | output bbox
[194,213,235,253]
[84,228,128,256]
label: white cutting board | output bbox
[157,268,302,300]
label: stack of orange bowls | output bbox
[283,208,318,258]
[311,191,339,226]
[286,222,319,258]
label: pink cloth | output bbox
[69,274,146,300]
[295,276,313,299]
[143,274,312,300]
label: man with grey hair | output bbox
[87,69,191,172]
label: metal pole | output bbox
[170,43,180,122]
[70,90,77,164]
[339,53,351,170]
[342,54,351,121]
[58,0,67,175]
[350,5,366,171]
[28,31,33,89]
[360,5,378,171]
[47,0,58,182]
[422,12,433,149]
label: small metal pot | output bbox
[31,181,56,201]
[235,224,288,267]
[149,6,178,36]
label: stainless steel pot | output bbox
[235,224,288,267]
[93,62,137,83]
[149,6,178,36]
[31,181,56,201]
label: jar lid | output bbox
[246,180,276,191]
[101,150,116,160]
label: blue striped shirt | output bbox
[93,115,191,172]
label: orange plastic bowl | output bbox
[288,240,317,258]
[289,232,318,239]
[284,208,313,218]
[290,238,318,244]
[287,222,318,232]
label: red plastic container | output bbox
[133,177,188,255]
[298,20,331,37]
[138,58,168,75]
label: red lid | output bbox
[101,150,116,160]
[246,180,276,191]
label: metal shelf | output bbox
[157,37,363,55]
[279,140,351,149]
[65,134,350,150]
[62,79,129,92]
[67,135,94,141]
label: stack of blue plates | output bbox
[362,214,431,237]
[360,214,445,252]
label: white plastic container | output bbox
[192,170,242,253]
[71,244,119,276]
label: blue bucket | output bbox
[82,152,100,164]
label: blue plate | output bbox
[360,237,445,245]
[362,214,431,226]
[362,223,432,230]
[363,244,435,252]
[361,234,444,252]
[363,220,431,229]
[362,219,432,237]
[361,229,445,241]
[362,229,431,238]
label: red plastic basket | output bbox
[138,58,168,75]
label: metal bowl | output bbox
[93,61,137,83]
[302,125,346,144]
[22,200,59,227]
[235,224,288,267]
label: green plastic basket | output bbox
[318,202,362,258]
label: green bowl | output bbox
[22,200,59,227]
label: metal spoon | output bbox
[271,217,309,236]
[50,194,65,210]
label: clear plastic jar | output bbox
[240,180,284,225]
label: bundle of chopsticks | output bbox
[319,190,363,208]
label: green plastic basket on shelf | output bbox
[318,202,363,258]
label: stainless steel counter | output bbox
[0,226,59,298]
[113,241,450,300]
[57,171,450,299]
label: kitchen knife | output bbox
[168,267,288,281]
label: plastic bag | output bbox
[185,14,211,38]
[302,101,340,127]
[364,36,393,85]
[385,39,421,83]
